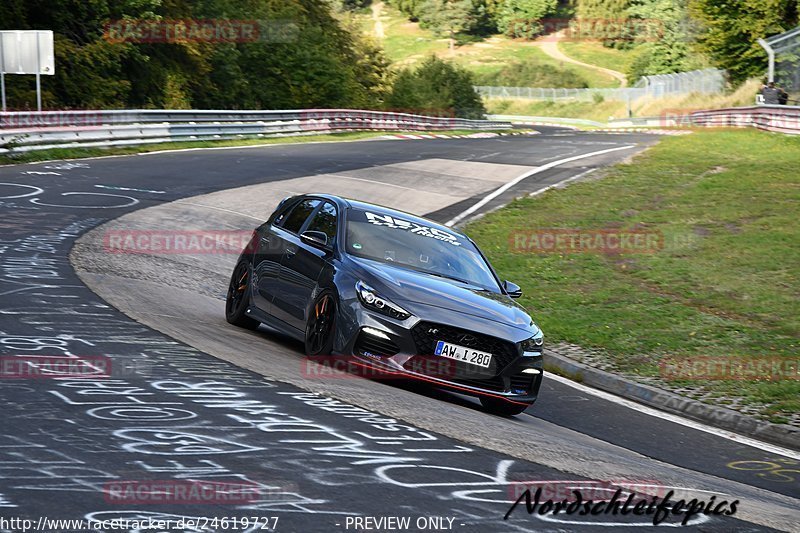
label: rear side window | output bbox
[272,198,297,226]
[305,202,338,244]
[280,199,320,234]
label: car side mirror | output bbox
[300,230,329,249]
[503,280,522,298]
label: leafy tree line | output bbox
[0,0,391,110]
[387,0,559,37]
[577,0,799,83]
[387,0,799,85]
[1,0,485,118]
[690,0,799,82]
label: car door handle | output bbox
[285,247,296,257]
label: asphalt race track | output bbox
[0,128,797,532]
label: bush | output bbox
[386,56,486,119]
[476,61,589,88]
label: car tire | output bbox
[480,397,531,417]
[305,290,337,356]
[225,259,260,330]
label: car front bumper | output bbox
[337,302,544,405]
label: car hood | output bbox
[352,257,537,332]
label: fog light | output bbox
[521,368,541,375]
[363,327,390,340]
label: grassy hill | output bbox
[350,3,633,89]
[558,41,639,79]
[349,3,762,123]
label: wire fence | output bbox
[475,69,726,102]
[770,26,800,101]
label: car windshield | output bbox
[345,208,500,291]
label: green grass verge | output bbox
[485,98,629,122]
[0,129,509,166]
[467,129,800,422]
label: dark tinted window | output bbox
[280,199,320,233]
[305,202,338,244]
[272,199,297,226]
[345,209,500,291]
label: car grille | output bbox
[409,321,519,376]
[509,373,534,394]
[354,330,399,356]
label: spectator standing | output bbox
[761,82,781,104]
[778,86,789,105]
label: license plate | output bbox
[434,341,493,368]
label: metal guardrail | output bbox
[492,106,800,134]
[0,109,512,153]
[690,105,800,134]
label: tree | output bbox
[0,0,392,110]
[689,0,798,83]
[576,0,630,19]
[496,0,558,38]
[573,0,634,45]
[624,0,707,81]
[419,0,476,50]
[386,56,486,118]
[388,0,427,20]
[0,0,158,108]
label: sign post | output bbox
[36,33,41,111]
[0,30,55,111]
[1,36,5,112]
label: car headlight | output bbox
[356,281,411,320]
[521,332,544,353]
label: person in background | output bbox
[761,81,781,105]
[778,85,789,105]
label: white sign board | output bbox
[0,30,55,75]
